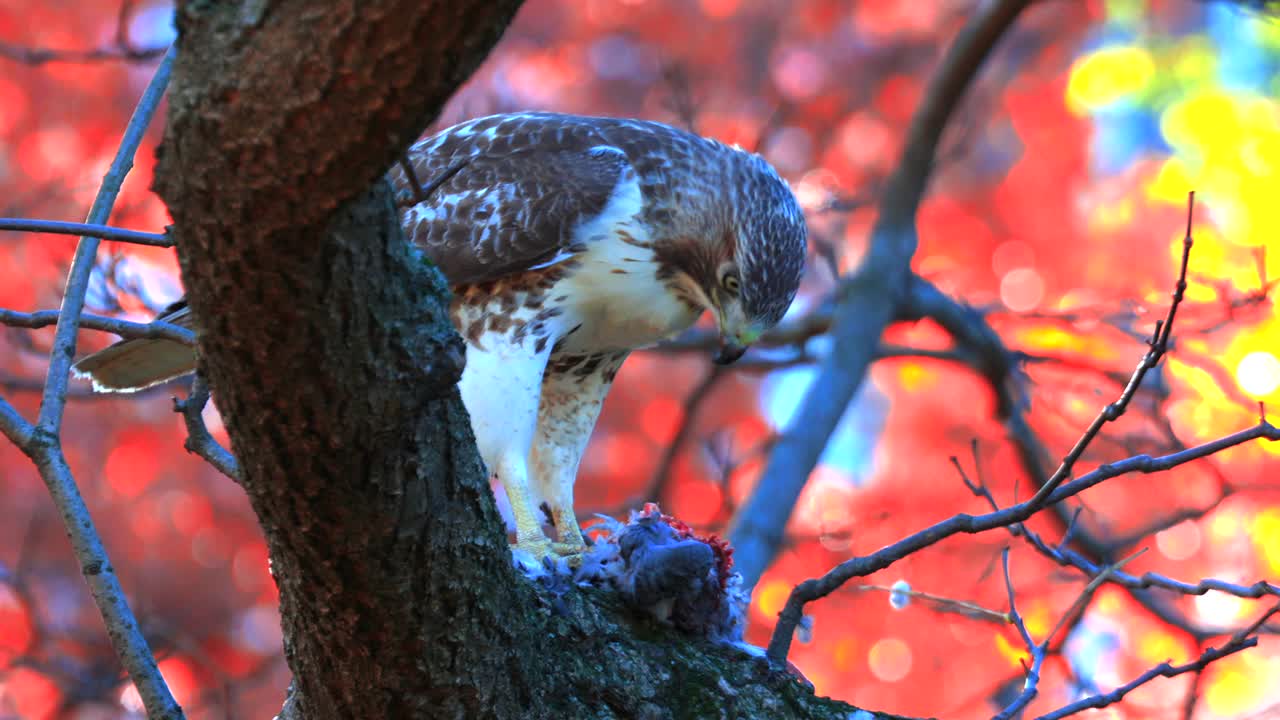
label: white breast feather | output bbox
[554,168,703,354]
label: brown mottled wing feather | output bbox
[392,115,633,286]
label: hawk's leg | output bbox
[531,351,628,557]
[457,336,556,558]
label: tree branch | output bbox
[0,397,32,450]
[1019,523,1280,607]
[0,308,194,345]
[150,3,541,716]
[1023,194,1195,508]
[765,419,1279,665]
[172,374,240,482]
[0,44,185,720]
[993,548,1044,720]
[0,41,167,65]
[35,45,176,435]
[0,218,172,247]
[729,0,1036,589]
[1036,601,1280,720]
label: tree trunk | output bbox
[151,1,889,717]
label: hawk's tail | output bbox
[71,301,198,393]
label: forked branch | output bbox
[0,46,184,720]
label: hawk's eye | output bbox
[721,273,741,295]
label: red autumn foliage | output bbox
[1,1,1277,718]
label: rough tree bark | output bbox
[150,1,881,718]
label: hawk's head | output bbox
[706,152,807,364]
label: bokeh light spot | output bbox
[1155,520,1202,561]
[897,362,934,393]
[1000,268,1045,312]
[639,395,681,442]
[669,480,722,526]
[1236,351,1280,397]
[771,47,826,101]
[699,0,739,18]
[991,240,1035,278]
[833,637,859,671]
[1067,45,1155,112]
[1252,508,1280,573]
[1137,629,1188,666]
[105,430,161,499]
[1195,591,1246,626]
[1,668,59,719]
[867,637,912,682]
[754,579,791,619]
[1205,666,1263,716]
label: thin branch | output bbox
[0,218,172,247]
[1020,524,1280,608]
[1046,549,1145,650]
[728,0,1035,590]
[1024,193,1195,510]
[854,582,1010,624]
[0,45,185,720]
[0,4,165,67]
[395,158,469,208]
[1036,601,1280,720]
[173,375,240,482]
[37,45,177,434]
[0,41,167,65]
[0,308,195,345]
[994,548,1044,720]
[997,550,1145,719]
[398,155,429,205]
[764,419,1280,665]
[0,397,32,450]
[1181,664,1204,720]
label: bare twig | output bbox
[0,218,172,247]
[1024,194,1195,509]
[729,0,1036,589]
[0,398,32,449]
[0,2,165,67]
[0,45,185,720]
[1036,601,1280,720]
[0,41,167,65]
[855,582,1010,624]
[1047,549,1145,650]
[37,47,178,434]
[173,375,240,482]
[994,548,1043,720]
[0,308,195,346]
[1019,524,1280,611]
[764,418,1279,665]
[997,549,1146,719]
[1181,665,1204,720]
[398,155,429,205]
[395,158,469,208]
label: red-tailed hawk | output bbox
[74,112,808,560]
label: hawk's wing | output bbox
[394,118,634,286]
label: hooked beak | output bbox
[713,339,748,365]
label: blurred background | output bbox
[1,0,1278,717]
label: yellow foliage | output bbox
[1067,46,1156,113]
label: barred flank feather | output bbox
[71,302,196,392]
